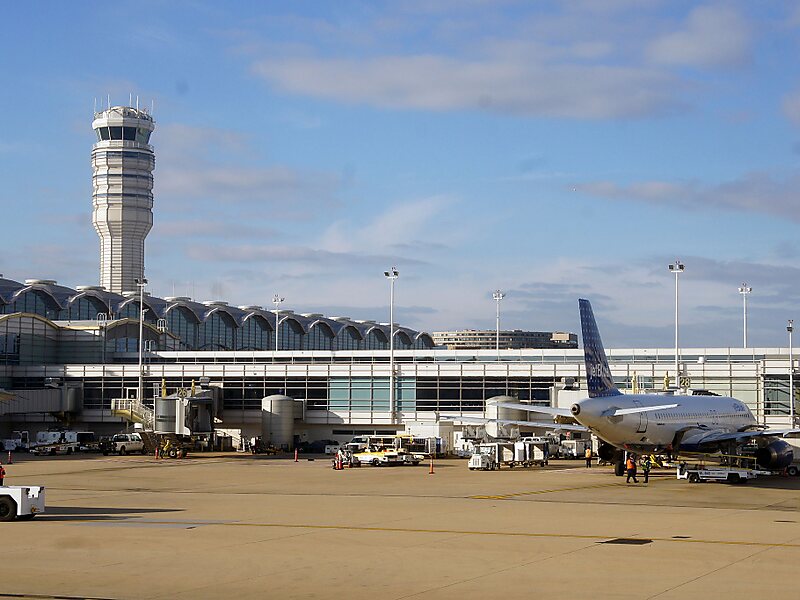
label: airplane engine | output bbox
[755,440,794,470]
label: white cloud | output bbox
[646,5,751,68]
[252,54,679,119]
[576,172,800,222]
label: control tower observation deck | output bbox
[91,106,155,294]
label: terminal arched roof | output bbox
[0,276,434,349]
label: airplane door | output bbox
[633,400,648,433]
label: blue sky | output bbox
[2,1,800,347]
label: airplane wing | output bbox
[492,401,573,417]
[690,428,800,445]
[454,415,589,433]
[602,403,679,417]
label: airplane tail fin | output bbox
[579,299,621,398]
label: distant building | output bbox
[431,329,578,350]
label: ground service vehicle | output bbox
[3,431,31,452]
[102,433,145,455]
[353,447,408,466]
[468,443,515,470]
[676,464,769,484]
[0,486,45,521]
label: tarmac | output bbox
[1,452,799,599]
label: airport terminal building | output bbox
[1,104,796,445]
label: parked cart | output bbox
[0,485,45,521]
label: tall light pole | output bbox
[668,260,684,388]
[788,320,794,425]
[273,294,284,351]
[738,283,752,348]
[135,277,148,404]
[492,290,505,360]
[384,267,399,421]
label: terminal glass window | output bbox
[167,306,199,350]
[238,316,271,350]
[335,326,362,351]
[58,296,109,321]
[198,311,236,351]
[278,318,304,350]
[364,329,388,350]
[306,322,334,350]
[3,290,60,320]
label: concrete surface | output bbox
[1,453,799,599]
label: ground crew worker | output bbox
[0,462,5,486]
[625,454,639,484]
[585,446,593,468]
[642,455,652,484]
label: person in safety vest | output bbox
[0,462,5,486]
[625,454,639,484]
[584,447,593,468]
[642,455,652,484]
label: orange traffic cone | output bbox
[7,451,12,465]
[429,456,435,475]
[294,448,299,462]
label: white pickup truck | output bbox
[0,486,46,521]
[101,433,146,455]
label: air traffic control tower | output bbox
[91,105,155,294]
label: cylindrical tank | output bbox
[485,395,524,439]
[262,395,294,450]
[155,398,177,434]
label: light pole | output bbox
[135,277,148,404]
[668,260,684,389]
[492,290,505,360]
[384,267,399,421]
[273,294,284,351]
[739,283,752,348]
[788,320,794,425]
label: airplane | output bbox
[487,299,800,475]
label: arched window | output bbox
[364,328,388,350]
[335,325,362,351]
[395,331,413,350]
[116,300,157,323]
[58,295,110,321]
[3,289,60,320]
[238,315,272,350]
[198,310,237,350]
[306,322,334,350]
[277,318,304,350]
[166,305,200,349]
[414,333,435,349]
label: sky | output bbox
[2,1,800,348]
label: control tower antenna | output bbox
[91,104,156,294]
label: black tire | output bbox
[102,451,109,456]
[688,473,700,483]
[727,473,741,484]
[140,447,147,455]
[168,448,178,459]
[787,465,799,477]
[17,513,35,520]
[614,461,625,477]
[66,447,73,455]
[0,497,16,522]
[119,446,126,456]
[372,458,380,467]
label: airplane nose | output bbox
[571,403,581,416]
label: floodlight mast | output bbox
[789,320,795,426]
[668,260,685,388]
[135,277,148,404]
[738,283,752,348]
[384,268,399,422]
[492,290,505,360]
[273,295,285,352]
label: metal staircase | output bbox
[110,398,154,430]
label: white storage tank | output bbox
[262,395,294,450]
[155,398,178,434]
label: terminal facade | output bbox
[1,104,796,445]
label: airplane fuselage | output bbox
[571,393,756,453]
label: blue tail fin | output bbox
[579,299,621,398]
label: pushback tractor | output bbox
[0,486,46,521]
